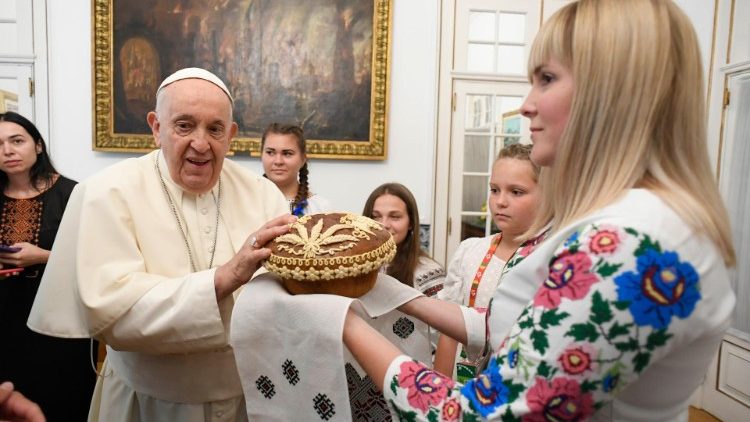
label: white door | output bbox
[446,80,530,259]
[433,0,580,263]
[0,62,34,117]
[700,69,750,422]
[0,0,35,117]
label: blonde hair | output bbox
[526,0,735,266]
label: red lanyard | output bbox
[467,234,502,308]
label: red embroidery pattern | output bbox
[0,198,42,245]
[468,234,502,308]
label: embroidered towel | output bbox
[231,273,423,421]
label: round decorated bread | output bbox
[263,212,396,297]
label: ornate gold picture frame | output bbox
[92,0,391,160]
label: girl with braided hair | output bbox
[260,123,331,216]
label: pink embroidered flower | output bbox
[524,377,594,421]
[518,233,545,257]
[441,398,461,421]
[534,251,598,308]
[398,360,454,413]
[558,343,598,376]
[588,226,621,255]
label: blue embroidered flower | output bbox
[291,199,308,217]
[507,348,519,369]
[460,358,509,417]
[602,372,619,393]
[614,249,701,329]
[564,231,580,247]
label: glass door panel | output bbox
[455,0,540,74]
[448,80,530,259]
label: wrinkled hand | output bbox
[0,381,46,422]
[0,243,49,268]
[214,214,296,300]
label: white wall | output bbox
[44,0,440,221]
[673,0,714,84]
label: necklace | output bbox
[154,151,221,272]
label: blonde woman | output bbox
[340,0,736,419]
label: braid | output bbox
[292,163,309,213]
[261,122,309,215]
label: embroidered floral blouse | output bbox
[382,189,735,421]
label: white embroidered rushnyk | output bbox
[231,273,423,421]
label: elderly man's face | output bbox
[147,79,237,194]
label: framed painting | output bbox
[92,0,392,160]
[500,109,521,148]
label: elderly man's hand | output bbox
[214,214,296,300]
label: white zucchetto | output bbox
[156,67,233,104]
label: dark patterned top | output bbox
[0,197,43,246]
[0,176,96,422]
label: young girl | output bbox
[434,144,542,381]
[364,183,445,297]
[261,123,331,216]
[341,0,736,419]
[346,183,445,420]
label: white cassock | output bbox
[27,150,289,422]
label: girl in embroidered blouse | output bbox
[363,183,446,296]
[434,144,542,381]
[261,123,332,216]
[0,112,95,421]
[341,0,737,420]
[349,183,445,420]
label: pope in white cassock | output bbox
[26,68,293,421]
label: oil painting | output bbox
[93,0,391,159]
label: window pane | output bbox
[0,0,16,20]
[467,43,494,73]
[498,13,526,43]
[462,175,489,212]
[493,96,523,128]
[495,135,522,156]
[465,95,492,131]
[496,45,525,74]
[468,11,495,42]
[0,24,17,55]
[464,135,491,173]
[461,215,487,241]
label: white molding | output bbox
[450,71,527,83]
[706,0,733,178]
[0,54,35,63]
[431,0,458,265]
[727,328,750,347]
[31,0,50,146]
[428,0,444,259]
[720,60,750,74]
[717,342,750,407]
